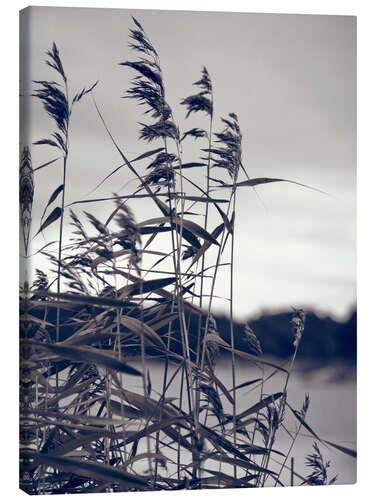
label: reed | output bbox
[19,16,354,494]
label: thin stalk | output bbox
[260,333,303,486]
[56,153,68,344]
[177,366,185,480]
[199,188,235,371]
[55,78,70,392]
[195,102,214,461]
[250,364,265,463]
[291,457,294,486]
[228,187,238,479]
[174,169,202,482]
[274,423,303,486]
[153,179,177,481]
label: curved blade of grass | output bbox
[33,138,60,148]
[203,452,276,475]
[199,468,251,487]
[120,277,176,297]
[287,403,356,457]
[132,147,165,162]
[33,409,135,428]
[233,378,263,391]
[34,206,62,237]
[26,240,57,258]
[114,388,183,420]
[91,95,170,217]
[206,335,288,373]
[231,348,288,373]
[172,162,205,169]
[219,177,331,196]
[31,454,150,489]
[86,148,165,196]
[148,312,179,332]
[125,452,172,469]
[163,426,194,452]
[170,194,229,204]
[140,216,219,246]
[41,184,63,222]
[122,417,187,445]
[287,403,321,440]
[72,80,99,103]
[34,277,176,305]
[237,434,285,458]
[236,392,284,421]
[188,223,225,270]
[32,290,130,308]
[200,425,250,462]
[23,339,142,376]
[44,430,119,457]
[33,156,60,172]
[109,400,144,419]
[20,313,53,327]
[67,192,171,207]
[178,171,233,230]
[110,271,204,315]
[120,315,166,349]
[323,439,357,459]
[139,216,201,249]
[199,365,234,405]
[140,226,172,235]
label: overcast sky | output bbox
[20,6,356,321]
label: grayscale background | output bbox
[20,7,356,485]
[20,7,356,321]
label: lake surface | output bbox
[125,357,356,486]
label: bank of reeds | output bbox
[19,17,355,495]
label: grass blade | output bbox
[41,184,64,221]
[236,392,284,421]
[23,339,142,376]
[30,454,150,489]
[219,177,331,196]
[33,156,60,172]
[34,207,62,237]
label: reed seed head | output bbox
[122,17,179,144]
[291,308,306,347]
[204,315,220,370]
[204,113,242,180]
[244,324,262,356]
[114,200,142,272]
[181,66,213,118]
[304,442,335,485]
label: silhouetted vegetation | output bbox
[19,15,355,494]
[217,309,357,361]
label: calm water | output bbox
[124,357,356,486]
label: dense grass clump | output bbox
[19,16,354,495]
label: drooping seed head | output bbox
[244,324,262,356]
[291,307,306,347]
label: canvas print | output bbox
[19,7,356,494]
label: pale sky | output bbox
[20,7,356,320]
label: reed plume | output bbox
[244,324,262,356]
[121,17,177,143]
[114,199,142,273]
[303,442,337,486]
[291,308,306,347]
[181,66,213,118]
[206,113,242,181]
